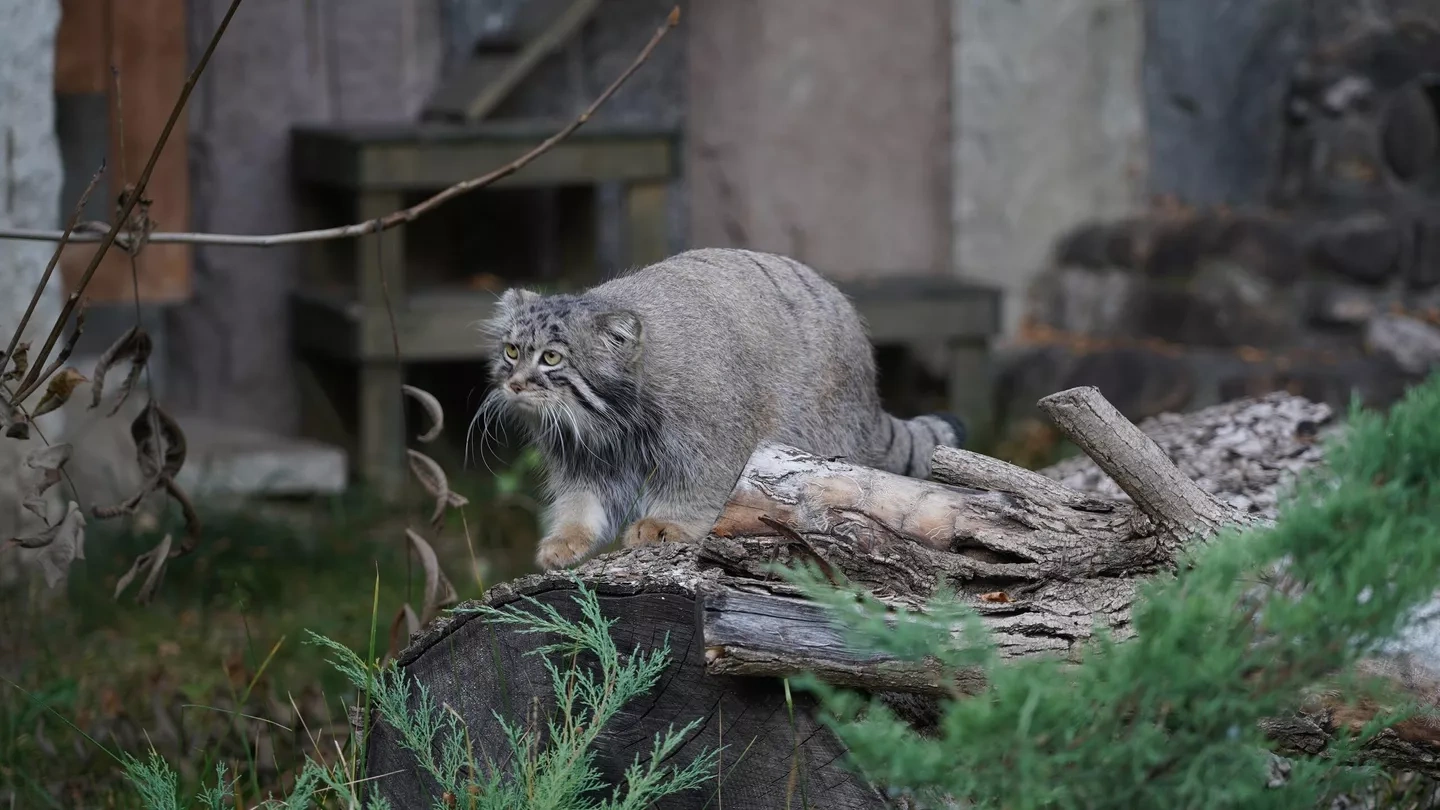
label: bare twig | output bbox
[12,308,87,403]
[16,0,245,396]
[1,164,103,390]
[0,5,681,250]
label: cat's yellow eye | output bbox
[541,350,562,366]
[503,343,519,360]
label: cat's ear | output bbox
[497,287,538,315]
[595,309,643,357]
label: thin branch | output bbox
[16,0,245,397]
[0,5,682,250]
[1,164,104,389]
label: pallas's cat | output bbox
[480,248,966,570]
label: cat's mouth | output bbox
[504,389,553,414]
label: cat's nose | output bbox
[508,379,527,393]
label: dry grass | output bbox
[0,463,545,807]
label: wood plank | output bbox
[292,130,679,191]
[55,0,107,94]
[58,0,192,304]
[355,191,407,496]
[359,139,677,190]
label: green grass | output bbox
[0,462,545,808]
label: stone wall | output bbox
[951,0,1147,334]
[686,0,952,280]
[1005,7,1440,445]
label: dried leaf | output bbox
[131,402,187,480]
[13,501,87,589]
[22,307,88,401]
[402,385,444,443]
[979,591,1013,603]
[114,533,173,604]
[92,487,152,521]
[408,449,456,529]
[405,528,458,623]
[32,367,88,417]
[386,603,422,662]
[165,478,203,556]
[3,341,30,382]
[90,327,152,415]
[21,443,72,522]
[92,409,198,561]
[112,184,158,255]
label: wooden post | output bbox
[948,336,994,445]
[356,190,407,497]
[54,0,193,304]
[624,179,669,267]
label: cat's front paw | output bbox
[536,525,598,570]
[622,517,703,549]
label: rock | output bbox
[1061,347,1194,420]
[952,0,1145,332]
[1406,221,1440,291]
[1306,213,1402,285]
[1306,281,1378,326]
[1143,0,1307,205]
[1365,313,1440,375]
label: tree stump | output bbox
[365,388,1440,808]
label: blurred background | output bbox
[5,0,1440,803]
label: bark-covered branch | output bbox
[370,388,1440,809]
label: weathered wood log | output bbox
[365,546,893,809]
[1040,390,1336,520]
[364,388,1440,809]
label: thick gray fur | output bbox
[477,247,965,569]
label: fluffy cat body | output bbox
[480,247,965,570]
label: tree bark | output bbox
[365,388,1440,809]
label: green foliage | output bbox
[792,374,1440,809]
[116,579,714,810]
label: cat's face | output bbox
[482,289,643,433]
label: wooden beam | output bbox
[55,0,193,304]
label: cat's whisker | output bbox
[467,389,511,475]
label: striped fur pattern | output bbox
[478,247,967,570]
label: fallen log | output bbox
[364,387,1440,809]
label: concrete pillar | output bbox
[0,0,66,427]
[950,0,1147,335]
[0,0,68,579]
[686,0,952,281]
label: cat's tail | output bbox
[870,412,968,480]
